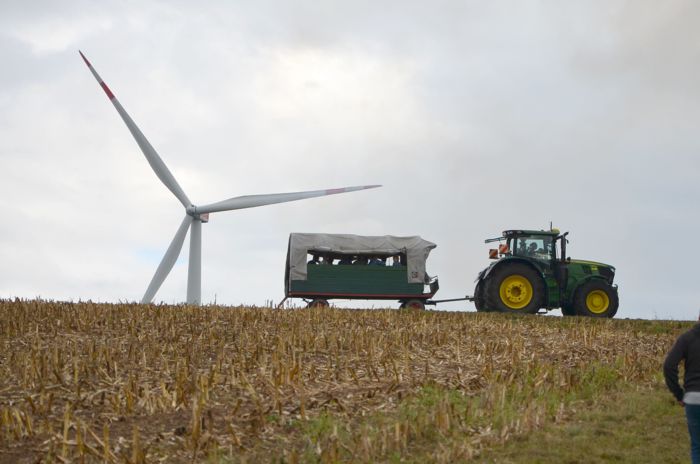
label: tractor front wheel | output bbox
[573,281,618,318]
[485,263,543,314]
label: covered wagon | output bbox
[282,233,439,309]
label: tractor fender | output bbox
[475,263,496,283]
[480,257,546,282]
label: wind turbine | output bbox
[79,51,380,305]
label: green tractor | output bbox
[473,229,619,318]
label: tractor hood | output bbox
[568,259,616,284]
[569,259,615,271]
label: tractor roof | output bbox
[484,229,562,243]
[503,229,560,237]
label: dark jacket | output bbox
[664,324,700,402]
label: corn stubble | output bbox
[0,300,681,463]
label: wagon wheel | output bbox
[403,299,425,310]
[307,299,330,309]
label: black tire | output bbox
[474,280,489,312]
[484,263,544,314]
[561,304,576,316]
[308,299,329,308]
[573,280,618,318]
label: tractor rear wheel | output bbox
[485,263,543,314]
[573,280,618,318]
[474,280,489,312]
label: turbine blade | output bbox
[141,215,193,303]
[79,51,192,208]
[194,185,381,215]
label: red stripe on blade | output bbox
[100,82,115,100]
[325,188,346,195]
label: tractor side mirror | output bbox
[489,249,498,259]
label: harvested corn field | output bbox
[0,300,687,463]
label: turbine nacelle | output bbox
[81,51,380,305]
[185,205,208,222]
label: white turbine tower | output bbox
[80,51,380,305]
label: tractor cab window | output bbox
[513,235,554,261]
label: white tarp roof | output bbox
[287,233,437,284]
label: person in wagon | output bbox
[664,310,700,463]
[353,255,368,265]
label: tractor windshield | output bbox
[512,235,555,261]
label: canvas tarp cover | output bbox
[287,233,436,284]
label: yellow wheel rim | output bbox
[586,290,610,314]
[499,275,533,309]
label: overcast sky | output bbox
[1,1,698,319]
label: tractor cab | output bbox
[504,230,560,262]
[488,229,565,263]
